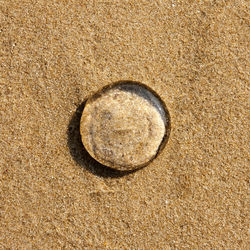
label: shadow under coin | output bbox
[67,101,139,178]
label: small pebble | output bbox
[80,81,170,171]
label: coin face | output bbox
[80,81,170,171]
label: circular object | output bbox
[80,81,170,171]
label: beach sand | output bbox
[0,1,249,248]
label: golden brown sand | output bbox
[0,1,249,249]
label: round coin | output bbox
[80,81,170,171]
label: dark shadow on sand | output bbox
[67,100,139,178]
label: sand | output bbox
[0,0,249,249]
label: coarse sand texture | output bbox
[0,1,249,249]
